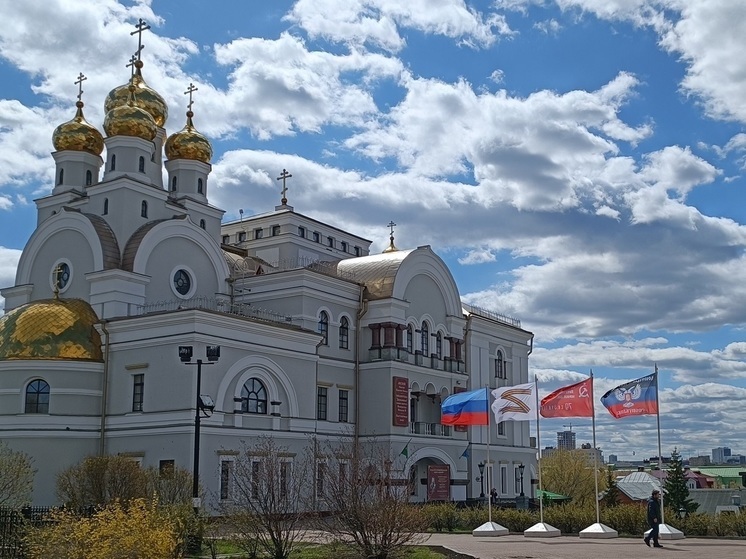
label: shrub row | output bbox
[419,502,746,537]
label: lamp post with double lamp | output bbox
[478,461,485,499]
[519,463,525,496]
[179,345,218,515]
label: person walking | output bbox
[644,489,663,548]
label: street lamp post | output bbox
[478,461,485,499]
[519,463,525,497]
[179,345,218,515]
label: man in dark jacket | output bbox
[644,489,663,548]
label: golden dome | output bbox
[164,111,212,164]
[103,85,157,141]
[104,61,168,127]
[0,298,102,362]
[52,101,104,155]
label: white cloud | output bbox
[458,248,496,265]
[287,0,513,52]
[0,246,22,314]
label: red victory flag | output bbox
[540,377,593,418]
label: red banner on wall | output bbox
[427,464,450,501]
[393,376,409,426]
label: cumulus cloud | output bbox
[287,0,513,52]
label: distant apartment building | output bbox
[712,447,732,464]
[689,455,711,466]
[608,453,618,464]
[557,429,576,450]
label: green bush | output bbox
[420,502,460,532]
[711,511,746,537]
[543,503,595,534]
[490,508,536,532]
[457,506,488,530]
[676,512,710,537]
[600,503,647,536]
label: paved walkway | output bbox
[422,533,746,559]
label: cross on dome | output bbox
[131,18,151,61]
[74,73,87,102]
[277,169,292,205]
[184,82,198,111]
[126,54,137,77]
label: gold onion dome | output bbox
[0,298,102,362]
[103,84,157,141]
[104,60,168,127]
[52,100,104,155]
[164,111,212,164]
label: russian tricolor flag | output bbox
[441,388,489,426]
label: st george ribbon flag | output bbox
[600,372,658,419]
[491,382,537,423]
[540,377,594,418]
[441,388,489,425]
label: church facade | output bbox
[0,27,536,508]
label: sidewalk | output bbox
[422,533,746,559]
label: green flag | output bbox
[400,438,412,458]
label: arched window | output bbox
[436,332,443,359]
[141,201,148,218]
[420,323,429,355]
[171,176,177,192]
[199,219,206,229]
[197,178,204,194]
[339,316,349,349]
[57,169,64,185]
[496,350,505,379]
[138,156,145,172]
[85,170,92,186]
[240,378,267,414]
[318,311,329,345]
[406,325,413,353]
[25,379,50,414]
[103,198,109,215]
[110,154,116,171]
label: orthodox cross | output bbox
[184,82,198,111]
[126,54,137,77]
[277,169,292,204]
[388,221,396,237]
[130,18,151,61]
[74,72,87,102]
[52,264,65,298]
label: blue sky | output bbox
[2,0,746,461]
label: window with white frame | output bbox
[514,466,521,494]
[318,311,329,345]
[500,465,507,494]
[420,323,429,355]
[496,350,506,379]
[220,459,234,500]
[338,389,349,422]
[339,316,349,349]
[251,460,261,500]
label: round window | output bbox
[53,262,70,291]
[173,269,191,296]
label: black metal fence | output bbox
[0,507,54,559]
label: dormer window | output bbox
[354,246,361,256]
[272,225,281,236]
[57,169,64,185]
[85,170,92,186]
[298,226,306,238]
[313,232,320,243]
[197,178,204,194]
[171,177,177,192]
[341,241,348,252]
[327,237,334,248]
[222,235,230,244]
[110,154,116,171]
[238,231,247,242]
[138,156,145,172]
[254,228,264,239]
[141,201,148,218]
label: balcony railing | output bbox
[410,422,451,437]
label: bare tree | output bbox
[315,436,428,559]
[0,442,34,508]
[220,436,313,559]
[541,449,607,507]
[56,455,147,509]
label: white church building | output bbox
[0,27,536,508]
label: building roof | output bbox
[688,489,746,515]
[336,249,414,300]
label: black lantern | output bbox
[477,461,485,499]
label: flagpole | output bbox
[486,387,492,524]
[590,371,600,525]
[654,364,664,525]
[534,374,544,524]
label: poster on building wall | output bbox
[427,464,450,501]
[392,376,409,426]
